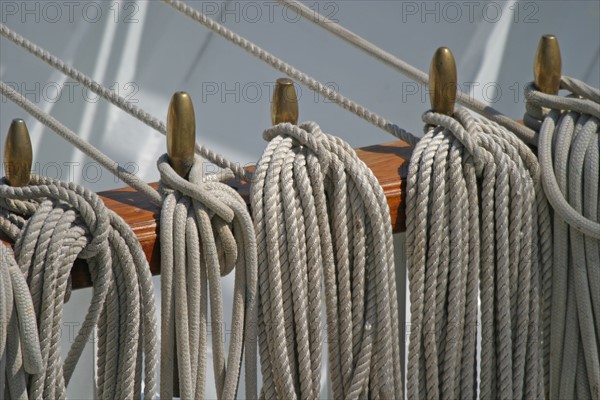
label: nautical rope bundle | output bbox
[5,5,588,400]
[157,157,258,400]
[405,109,552,400]
[0,243,43,399]
[525,76,600,400]
[251,122,402,400]
[0,176,159,400]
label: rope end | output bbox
[3,118,32,187]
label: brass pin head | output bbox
[3,118,33,187]
[167,91,196,178]
[429,47,457,116]
[271,78,299,125]
[534,34,561,95]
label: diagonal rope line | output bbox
[0,80,162,205]
[0,23,249,181]
[160,0,420,146]
[275,0,538,145]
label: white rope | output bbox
[251,122,402,399]
[0,23,249,181]
[524,77,600,400]
[405,109,552,399]
[0,242,43,400]
[157,158,258,400]
[0,176,159,399]
[1,5,419,400]
[525,79,600,239]
[0,80,260,398]
[156,0,419,146]
[274,0,537,146]
[0,80,162,205]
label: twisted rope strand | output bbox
[406,108,549,400]
[0,23,249,181]
[251,122,402,399]
[525,77,600,400]
[0,176,159,399]
[158,159,258,400]
[160,0,419,146]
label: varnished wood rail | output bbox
[1,140,413,289]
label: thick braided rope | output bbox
[525,77,600,400]
[251,122,402,399]
[525,79,600,239]
[0,23,249,182]
[0,242,43,400]
[406,109,550,399]
[159,0,418,146]
[0,176,159,399]
[157,157,258,400]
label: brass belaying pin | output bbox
[534,34,562,95]
[271,78,299,125]
[3,118,33,186]
[167,91,196,178]
[429,47,457,116]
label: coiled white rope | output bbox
[0,176,159,399]
[2,58,260,398]
[1,4,416,399]
[0,243,43,400]
[274,0,538,146]
[157,158,258,400]
[0,80,260,397]
[405,109,552,400]
[251,122,402,399]
[524,77,600,400]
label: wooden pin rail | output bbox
[0,139,412,289]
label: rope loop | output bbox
[263,122,332,172]
[422,109,495,176]
[524,77,600,239]
[0,175,159,399]
[0,243,43,376]
[0,176,110,258]
[525,81,600,122]
[157,154,235,223]
[406,108,551,400]
[158,156,258,400]
[252,121,402,399]
[523,76,600,399]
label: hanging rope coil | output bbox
[0,81,162,205]
[0,243,43,400]
[251,122,402,400]
[405,109,552,400]
[524,76,600,400]
[157,157,258,400]
[0,176,159,400]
